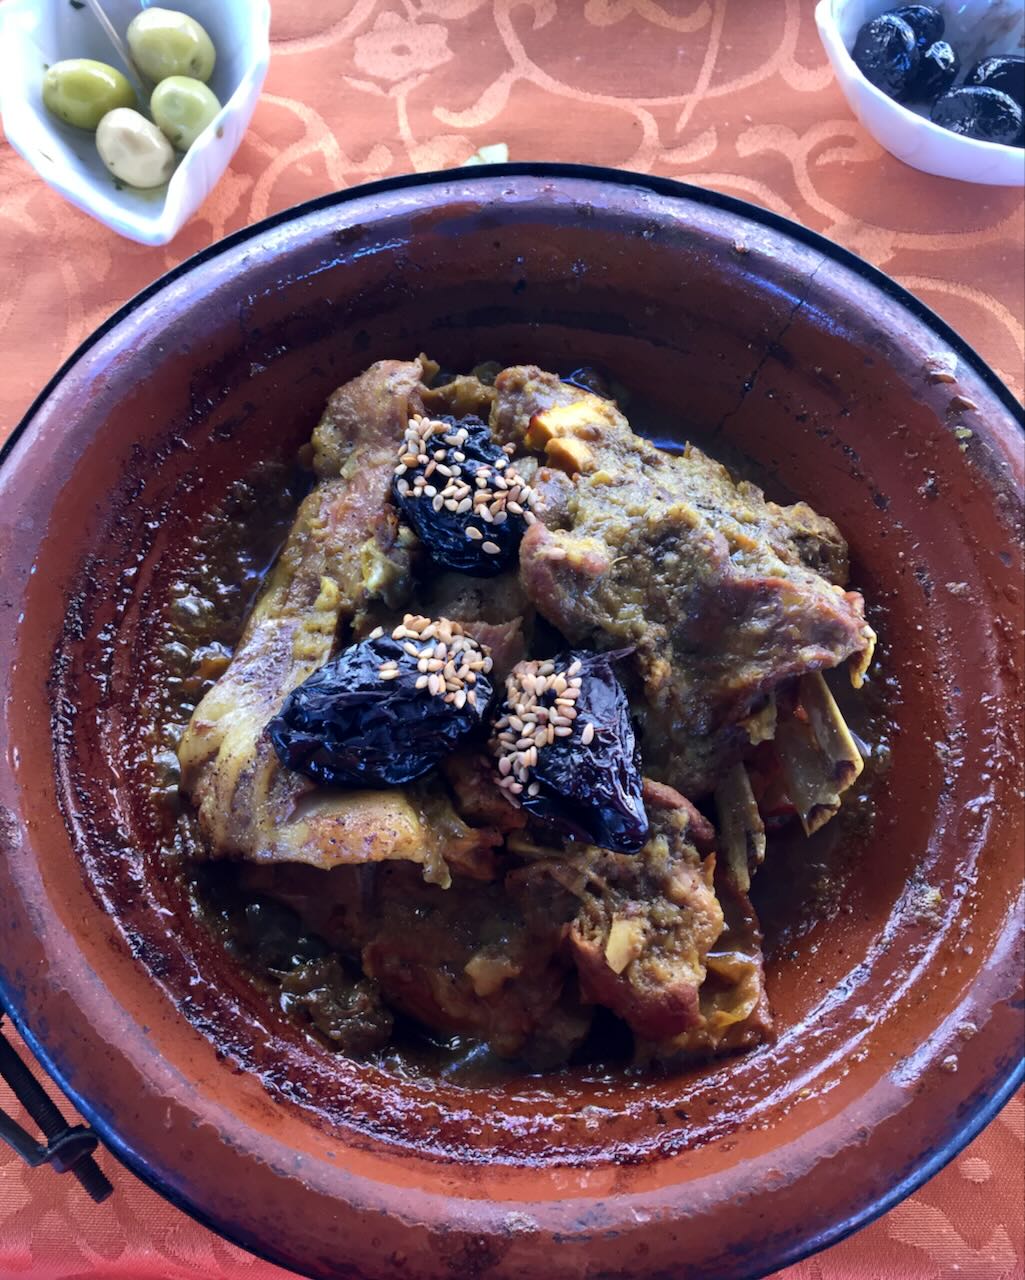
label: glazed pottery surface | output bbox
[0,168,1022,1280]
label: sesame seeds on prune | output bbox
[392,414,539,578]
[490,650,649,854]
[267,615,493,788]
[852,14,919,100]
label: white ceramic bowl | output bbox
[817,0,1025,185]
[0,0,270,245]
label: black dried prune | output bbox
[267,616,493,788]
[392,414,539,578]
[967,56,1025,111]
[490,650,648,854]
[931,86,1024,146]
[891,5,943,47]
[907,40,959,102]
[852,14,919,100]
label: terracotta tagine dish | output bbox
[0,167,1022,1280]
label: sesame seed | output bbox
[379,667,400,680]
[482,541,501,555]
[432,495,444,512]
[466,526,483,541]
[528,782,541,796]
[368,626,384,640]
[581,721,595,744]
[415,675,429,689]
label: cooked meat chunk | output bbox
[497,367,875,795]
[177,359,478,879]
[637,875,772,1061]
[642,777,716,853]
[561,810,723,1040]
[361,864,589,1065]
[442,750,527,838]
[419,571,533,679]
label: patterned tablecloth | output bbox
[0,2,1022,1277]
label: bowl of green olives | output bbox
[817,0,1025,184]
[0,0,270,244]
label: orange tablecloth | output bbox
[1,2,1022,1277]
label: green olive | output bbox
[96,108,176,189]
[126,8,216,84]
[151,76,221,150]
[42,59,136,131]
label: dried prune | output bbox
[907,40,959,101]
[931,86,1024,145]
[852,14,919,100]
[967,56,1025,111]
[267,615,493,788]
[392,414,539,577]
[490,650,649,854]
[891,5,943,47]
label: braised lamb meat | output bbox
[177,359,497,882]
[496,366,875,796]
[172,356,876,1073]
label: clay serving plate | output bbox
[0,167,1022,1280]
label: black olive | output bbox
[392,414,537,578]
[563,367,613,398]
[490,650,649,854]
[930,86,1025,146]
[891,5,944,47]
[967,56,1025,111]
[852,14,920,100]
[267,617,494,788]
[906,40,959,102]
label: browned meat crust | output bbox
[442,750,528,837]
[499,366,874,796]
[178,359,472,879]
[560,810,723,1040]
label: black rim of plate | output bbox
[0,164,1022,1280]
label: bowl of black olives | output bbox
[817,0,1024,184]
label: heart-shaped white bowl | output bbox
[0,0,270,245]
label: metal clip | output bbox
[0,1014,113,1202]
